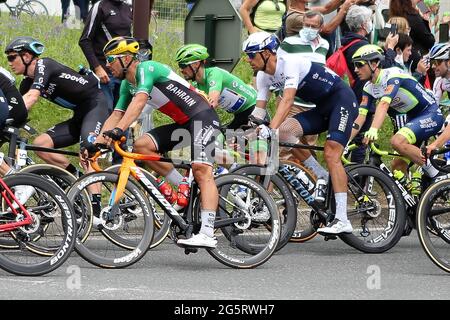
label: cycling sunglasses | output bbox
[6,54,19,62]
[178,62,190,69]
[431,59,444,66]
[353,61,367,69]
[106,54,126,64]
[245,51,262,59]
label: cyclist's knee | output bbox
[192,163,213,184]
[134,135,156,153]
[33,134,53,148]
[279,118,302,144]
[324,140,343,164]
[391,134,408,151]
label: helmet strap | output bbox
[188,62,202,81]
[259,52,270,72]
[118,56,134,78]
[19,53,33,77]
[369,60,380,79]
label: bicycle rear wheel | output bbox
[338,165,407,253]
[17,0,48,16]
[0,173,76,276]
[205,174,280,268]
[230,164,296,251]
[67,172,154,268]
[417,179,450,272]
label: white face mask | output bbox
[364,20,373,34]
[299,27,319,41]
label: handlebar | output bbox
[429,146,450,173]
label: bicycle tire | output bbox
[417,178,450,273]
[67,171,154,268]
[105,164,171,249]
[229,164,296,251]
[17,0,48,16]
[205,174,281,269]
[19,164,93,244]
[0,173,76,276]
[278,160,319,242]
[337,165,407,253]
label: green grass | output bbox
[0,15,394,166]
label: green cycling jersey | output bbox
[194,67,257,114]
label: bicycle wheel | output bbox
[417,179,450,272]
[106,164,170,249]
[17,0,48,16]
[229,164,296,251]
[337,165,407,253]
[67,171,154,268]
[205,174,280,268]
[278,160,318,242]
[0,173,76,276]
[18,164,93,244]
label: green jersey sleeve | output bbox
[114,80,133,112]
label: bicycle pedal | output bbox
[184,247,198,255]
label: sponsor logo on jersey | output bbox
[338,107,349,132]
[166,83,197,107]
[59,73,89,85]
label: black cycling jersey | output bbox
[0,67,27,128]
[19,58,99,110]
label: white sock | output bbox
[303,156,329,180]
[334,193,348,222]
[422,160,439,178]
[200,210,215,238]
[166,168,184,185]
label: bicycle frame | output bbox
[0,177,33,232]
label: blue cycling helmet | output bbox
[429,43,450,60]
[5,36,45,56]
[242,32,280,54]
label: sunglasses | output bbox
[105,55,125,64]
[431,59,444,66]
[178,62,190,69]
[245,51,261,59]
[6,54,19,62]
[353,61,367,69]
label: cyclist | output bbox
[243,31,358,234]
[5,36,109,175]
[429,43,450,103]
[175,44,257,130]
[351,44,444,180]
[0,66,32,203]
[95,36,220,248]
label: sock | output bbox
[91,193,101,217]
[422,159,439,178]
[303,156,329,180]
[200,210,215,238]
[166,168,183,186]
[334,192,348,222]
[66,163,78,175]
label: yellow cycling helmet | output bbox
[103,36,139,56]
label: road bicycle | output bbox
[0,172,76,276]
[0,0,48,17]
[417,147,450,273]
[246,117,407,253]
[67,134,280,269]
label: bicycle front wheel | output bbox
[417,179,450,273]
[17,0,48,16]
[338,165,407,253]
[0,173,76,276]
[67,172,154,268]
[206,174,281,269]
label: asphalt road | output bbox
[0,232,448,301]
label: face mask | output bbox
[364,20,373,34]
[299,27,319,41]
[395,53,405,66]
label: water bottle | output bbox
[409,171,422,196]
[215,166,229,176]
[314,178,327,202]
[296,170,315,191]
[393,170,408,187]
[156,178,178,204]
[177,178,190,208]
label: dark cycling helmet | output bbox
[103,36,139,56]
[175,44,209,66]
[242,31,280,54]
[5,36,44,56]
[429,43,450,60]
[352,44,385,63]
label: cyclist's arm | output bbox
[206,68,224,108]
[370,100,389,130]
[428,125,450,153]
[78,2,103,70]
[208,90,221,108]
[115,92,148,131]
[95,110,124,145]
[370,78,402,129]
[270,87,296,129]
[433,77,443,102]
[22,89,40,110]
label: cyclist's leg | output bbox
[389,113,411,173]
[392,108,444,166]
[226,105,254,130]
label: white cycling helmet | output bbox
[242,32,280,54]
[429,43,450,60]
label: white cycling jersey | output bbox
[433,76,450,103]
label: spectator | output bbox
[387,16,411,35]
[240,0,287,34]
[79,0,133,112]
[424,0,440,36]
[389,0,435,71]
[61,0,86,24]
[392,33,429,79]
